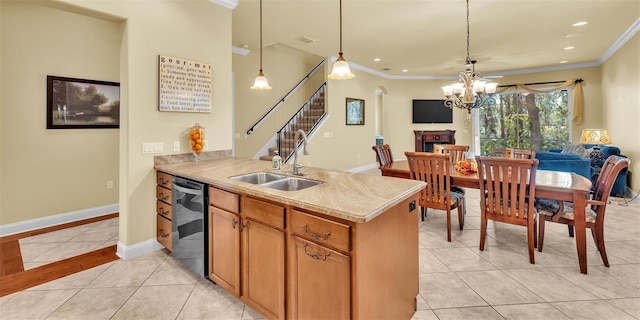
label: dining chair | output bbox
[476,156,540,263]
[535,155,630,267]
[371,144,394,167]
[405,151,465,242]
[436,144,470,215]
[492,147,536,159]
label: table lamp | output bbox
[580,129,611,163]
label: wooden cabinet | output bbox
[208,187,286,319]
[290,236,351,319]
[156,171,172,251]
[414,129,456,152]
[208,205,241,296]
[208,187,241,296]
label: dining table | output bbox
[380,160,594,274]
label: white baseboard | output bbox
[0,204,119,237]
[116,239,164,260]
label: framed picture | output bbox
[47,76,120,129]
[346,97,365,125]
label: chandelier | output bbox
[442,0,496,114]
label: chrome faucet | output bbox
[291,129,309,176]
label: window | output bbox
[477,89,570,155]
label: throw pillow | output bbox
[561,143,590,158]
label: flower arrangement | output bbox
[455,160,478,174]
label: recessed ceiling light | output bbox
[564,46,575,50]
[373,58,381,62]
[560,60,569,64]
[402,69,408,73]
[572,21,588,27]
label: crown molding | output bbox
[208,0,238,10]
[302,20,640,81]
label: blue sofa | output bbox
[535,151,592,180]
[540,146,628,196]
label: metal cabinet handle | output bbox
[232,218,238,229]
[158,193,169,201]
[302,224,331,240]
[159,178,170,187]
[159,229,170,238]
[303,243,330,261]
[158,207,169,216]
[240,221,247,231]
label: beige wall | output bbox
[0,2,120,225]
[602,33,639,190]
[1,0,234,247]
[233,44,324,159]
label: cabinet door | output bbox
[209,206,241,297]
[290,236,350,320]
[242,219,285,320]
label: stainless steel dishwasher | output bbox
[171,176,208,278]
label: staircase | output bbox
[259,84,326,162]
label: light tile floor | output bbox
[2,186,640,319]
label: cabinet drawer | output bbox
[243,197,285,229]
[291,210,350,252]
[156,185,172,204]
[157,215,172,251]
[210,187,240,213]
[157,200,172,220]
[157,172,172,189]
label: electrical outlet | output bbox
[173,141,180,152]
[203,140,209,150]
[107,180,114,189]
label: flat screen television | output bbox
[412,99,453,124]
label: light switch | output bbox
[142,142,164,154]
[173,141,180,152]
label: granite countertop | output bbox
[155,157,425,223]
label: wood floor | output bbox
[0,213,119,297]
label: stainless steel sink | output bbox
[229,172,288,184]
[229,172,321,191]
[261,177,322,191]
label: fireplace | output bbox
[414,130,456,152]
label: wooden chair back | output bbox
[476,156,539,263]
[405,151,464,241]
[436,144,469,163]
[491,147,536,159]
[590,155,630,222]
[371,144,394,167]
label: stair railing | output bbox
[245,60,325,137]
[277,83,327,163]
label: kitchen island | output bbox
[155,157,425,319]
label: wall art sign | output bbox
[47,75,120,129]
[158,55,212,113]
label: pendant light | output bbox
[250,0,272,90]
[328,0,355,80]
